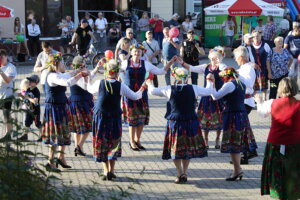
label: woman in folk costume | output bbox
[87,59,145,181]
[147,67,214,184]
[120,44,174,151]
[233,46,258,164]
[249,31,272,100]
[68,56,94,157]
[179,46,226,149]
[256,77,300,200]
[42,53,86,170]
[211,67,257,181]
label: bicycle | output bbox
[62,43,104,70]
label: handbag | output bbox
[144,41,160,65]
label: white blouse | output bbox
[211,82,236,100]
[256,99,273,118]
[87,79,143,100]
[47,72,78,87]
[148,81,214,99]
[189,63,227,74]
[120,60,166,75]
[238,62,256,107]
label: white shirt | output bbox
[238,62,256,107]
[87,18,94,28]
[0,63,17,99]
[279,19,290,31]
[87,79,143,100]
[142,39,160,64]
[148,81,213,99]
[35,49,59,85]
[256,99,273,118]
[15,24,25,34]
[27,24,41,37]
[222,20,235,36]
[47,72,78,87]
[211,82,236,100]
[182,21,194,33]
[95,18,108,33]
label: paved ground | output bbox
[2,58,273,200]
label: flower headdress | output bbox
[46,52,62,67]
[219,67,244,90]
[171,67,188,81]
[72,56,85,70]
[130,43,145,51]
[209,47,225,57]
[103,59,120,94]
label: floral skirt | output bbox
[42,103,71,146]
[198,96,223,131]
[261,142,300,200]
[122,96,149,127]
[92,113,122,162]
[68,100,93,134]
[221,111,257,153]
[162,119,208,160]
[254,69,268,91]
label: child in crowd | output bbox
[19,75,42,141]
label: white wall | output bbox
[151,0,173,20]
[186,0,194,15]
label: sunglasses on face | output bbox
[128,32,133,34]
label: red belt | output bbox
[245,94,252,99]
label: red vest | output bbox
[268,97,300,145]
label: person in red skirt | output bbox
[42,53,86,171]
[87,59,146,180]
[147,66,214,184]
[68,56,94,157]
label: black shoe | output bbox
[174,174,187,184]
[226,172,243,181]
[107,172,114,180]
[37,137,42,142]
[74,145,86,157]
[56,159,72,169]
[102,175,108,181]
[19,134,28,141]
[110,172,117,179]
[129,143,140,151]
[247,152,258,160]
[135,142,146,150]
[45,163,61,172]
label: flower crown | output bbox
[103,59,120,76]
[46,52,62,66]
[171,67,188,81]
[209,48,225,57]
[130,43,145,51]
[72,63,85,70]
[219,67,238,78]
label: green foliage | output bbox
[0,96,140,200]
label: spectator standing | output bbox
[131,11,139,34]
[118,38,131,62]
[85,12,94,29]
[267,37,293,99]
[108,24,121,44]
[58,19,71,54]
[254,19,264,37]
[256,77,300,200]
[70,19,97,56]
[181,16,194,40]
[284,22,300,81]
[221,16,235,47]
[243,33,254,57]
[263,16,277,48]
[142,31,161,87]
[120,11,132,37]
[27,19,41,58]
[66,16,75,45]
[94,12,108,53]
[180,30,205,85]
[169,13,180,29]
[0,49,17,136]
[162,27,181,85]
[115,28,137,60]
[33,42,59,92]
[279,15,290,38]
[14,17,30,60]
[138,12,150,42]
[149,14,164,49]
